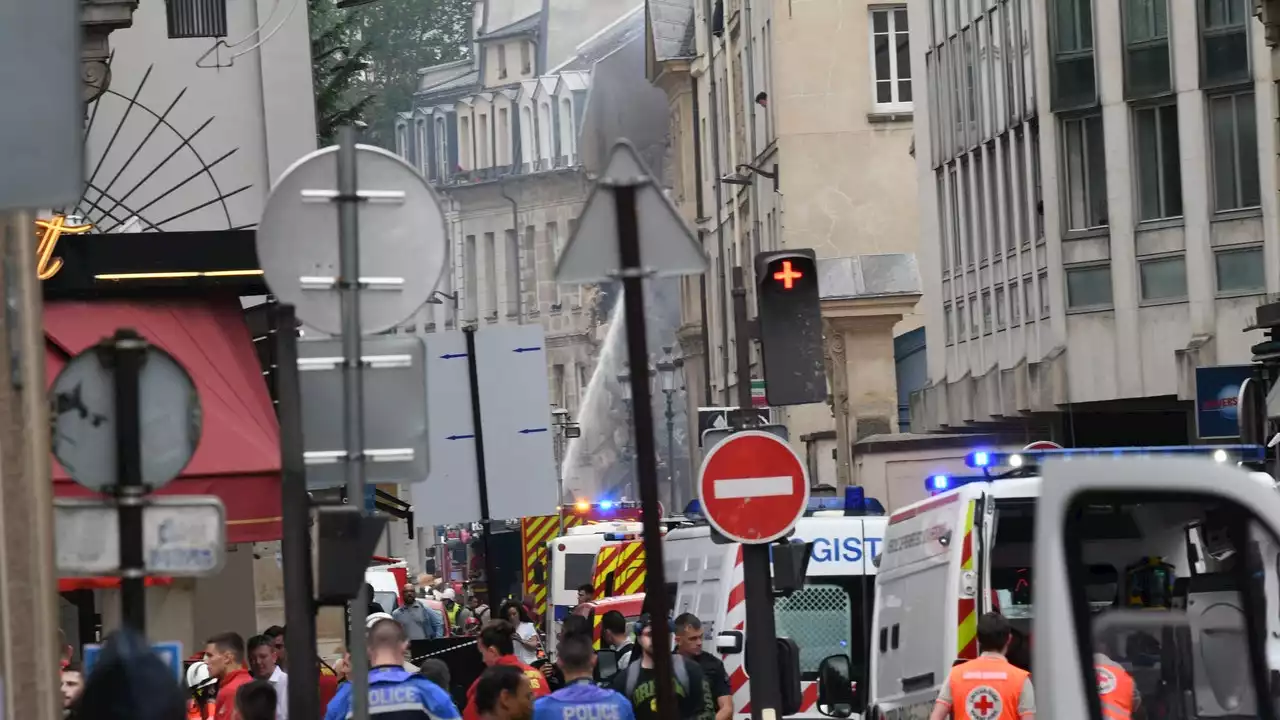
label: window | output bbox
[937,171,950,273]
[1050,0,1097,110]
[871,7,912,112]
[1023,279,1035,321]
[981,291,992,333]
[1030,121,1044,239]
[547,222,561,307]
[1124,0,1171,98]
[464,235,478,321]
[1010,281,1022,325]
[1039,271,1050,317]
[774,583,867,680]
[1003,134,1017,250]
[552,364,566,408]
[484,232,497,316]
[1215,246,1266,294]
[1066,265,1113,309]
[1201,0,1250,87]
[1209,91,1261,212]
[1133,103,1183,221]
[1139,256,1187,301]
[478,113,489,168]
[944,304,955,344]
[995,286,1007,329]
[969,297,980,339]
[498,44,508,79]
[956,299,967,340]
[1014,126,1032,243]
[974,152,988,264]
[497,108,510,166]
[949,165,963,265]
[960,157,974,264]
[1061,114,1108,230]
[521,41,532,74]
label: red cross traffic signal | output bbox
[754,250,827,406]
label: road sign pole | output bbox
[110,329,148,635]
[274,302,320,720]
[336,125,370,719]
[464,325,499,604]
[731,267,784,720]
[612,181,679,716]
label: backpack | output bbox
[623,654,689,698]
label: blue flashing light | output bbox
[963,444,1266,469]
[922,474,993,494]
[682,499,704,518]
[930,475,950,491]
[599,500,614,510]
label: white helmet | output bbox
[186,660,216,690]
[366,612,397,630]
[440,588,456,601]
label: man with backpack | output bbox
[599,611,635,674]
[609,615,715,720]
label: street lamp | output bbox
[656,347,685,511]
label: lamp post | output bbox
[656,347,684,512]
[551,407,580,536]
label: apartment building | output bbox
[909,0,1279,444]
[392,0,653,417]
[644,0,925,486]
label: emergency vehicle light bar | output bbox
[564,499,642,513]
[925,474,990,494]
[964,444,1265,470]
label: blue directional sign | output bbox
[84,640,183,682]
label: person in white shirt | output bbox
[249,634,289,720]
[500,600,541,665]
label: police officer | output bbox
[534,634,634,720]
[929,612,1035,720]
[324,613,462,720]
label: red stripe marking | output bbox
[735,546,743,566]
[889,492,960,525]
[800,682,819,710]
[729,666,748,693]
[959,526,973,568]
[727,582,745,613]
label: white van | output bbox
[666,506,886,718]
[867,445,1273,720]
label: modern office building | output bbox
[908,0,1278,444]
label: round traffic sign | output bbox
[50,343,202,491]
[255,144,447,335]
[1023,441,1063,451]
[697,430,810,544]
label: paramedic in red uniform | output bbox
[930,613,1035,720]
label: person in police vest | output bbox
[929,612,1036,720]
[534,633,634,720]
[323,613,461,720]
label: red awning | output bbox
[45,298,282,544]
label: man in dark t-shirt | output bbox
[610,616,716,720]
[674,613,732,720]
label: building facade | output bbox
[909,0,1279,443]
[645,0,925,487]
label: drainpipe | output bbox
[702,0,730,406]
[691,77,714,406]
[499,182,522,324]
[720,9,744,405]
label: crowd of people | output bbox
[54,575,734,720]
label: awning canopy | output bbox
[45,297,281,543]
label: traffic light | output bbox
[755,250,827,406]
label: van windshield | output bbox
[774,576,873,680]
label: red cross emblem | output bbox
[1096,666,1117,695]
[965,686,1003,720]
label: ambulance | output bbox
[863,444,1277,720]
[659,488,886,718]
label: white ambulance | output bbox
[864,444,1276,720]
[661,491,886,718]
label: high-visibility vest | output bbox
[186,698,216,720]
[445,603,461,631]
[944,654,1030,720]
[1095,660,1135,720]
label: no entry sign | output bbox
[697,430,810,544]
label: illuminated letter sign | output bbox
[35,215,94,280]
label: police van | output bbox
[863,444,1277,720]
[657,489,885,718]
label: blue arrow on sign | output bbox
[519,427,548,435]
[513,346,541,353]
[447,434,475,441]
[440,352,468,359]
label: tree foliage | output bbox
[309,0,378,145]
[352,0,474,148]
[308,0,473,148]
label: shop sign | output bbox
[35,214,93,280]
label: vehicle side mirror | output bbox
[596,648,619,683]
[715,630,743,654]
[816,654,855,718]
